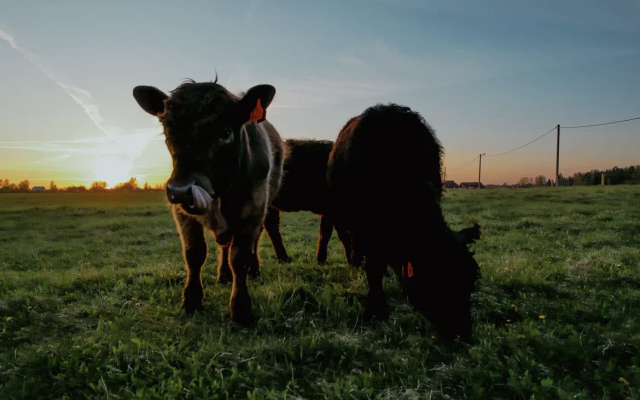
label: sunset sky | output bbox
[1,0,639,188]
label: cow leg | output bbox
[264,207,292,263]
[316,215,334,264]
[173,208,207,314]
[247,227,263,279]
[334,222,360,267]
[216,244,233,284]
[228,235,259,327]
[350,232,365,268]
[363,255,389,322]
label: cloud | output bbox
[0,28,111,136]
[0,27,167,182]
[0,131,162,159]
[24,154,71,166]
[268,36,640,111]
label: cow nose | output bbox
[166,182,194,205]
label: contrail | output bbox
[0,28,111,136]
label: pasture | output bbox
[1,187,639,399]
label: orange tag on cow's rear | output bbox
[249,99,264,122]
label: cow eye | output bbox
[220,129,232,140]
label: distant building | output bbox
[459,182,485,189]
[31,186,46,192]
[443,180,459,189]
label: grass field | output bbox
[1,186,639,399]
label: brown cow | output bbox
[132,78,285,327]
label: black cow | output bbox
[327,104,480,339]
[132,78,285,327]
[265,139,356,264]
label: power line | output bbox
[448,155,479,170]
[485,127,556,157]
[563,116,640,129]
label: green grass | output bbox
[1,187,639,399]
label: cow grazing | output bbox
[327,104,480,339]
[132,78,285,327]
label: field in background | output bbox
[1,187,639,399]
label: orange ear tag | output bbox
[249,99,264,122]
[402,262,415,278]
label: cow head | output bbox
[402,233,480,340]
[132,79,276,215]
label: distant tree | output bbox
[3,179,9,189]
[518,177,533,187]
[90,181,108,192]
[18,180,30,192]
[143,182,151,191]
[113,177,140,192]
[534,175,547,186]
[49,181,58,192]
[546,179,552,186]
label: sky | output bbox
[1,0,639,187]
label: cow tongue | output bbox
[190,185,213,211]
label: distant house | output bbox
[459,182,485,189]
[443,180,459,189]
[31,186,46,193]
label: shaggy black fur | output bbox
[327,103,481,339]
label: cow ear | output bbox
[133,86,168,117]
[236,84,276,124]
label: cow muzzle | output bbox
[166,183,213,215]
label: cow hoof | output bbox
[182,300,203,315]
[279,256,293,264]
[247,269,261,280]
[231,312,255,328]
[216,274,232,285]
[363,302,390,322]
[316,253,327,265]
[182,286,204,315]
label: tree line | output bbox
[0,178,166,193]
[513,165,640,187]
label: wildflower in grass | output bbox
[507,319,511,322]
[619,377,630,386]
[5,317,12,322]
[616,264,622,268]
[539,315,546,319]
[135,303,141,307]
[511,304,515,308]
[27,306,32,310]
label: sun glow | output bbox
[90,155,134,188]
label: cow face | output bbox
[133,80,275,215]
[403,234,480,340]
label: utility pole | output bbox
[555,124,560,187]
[478,153,485,188]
